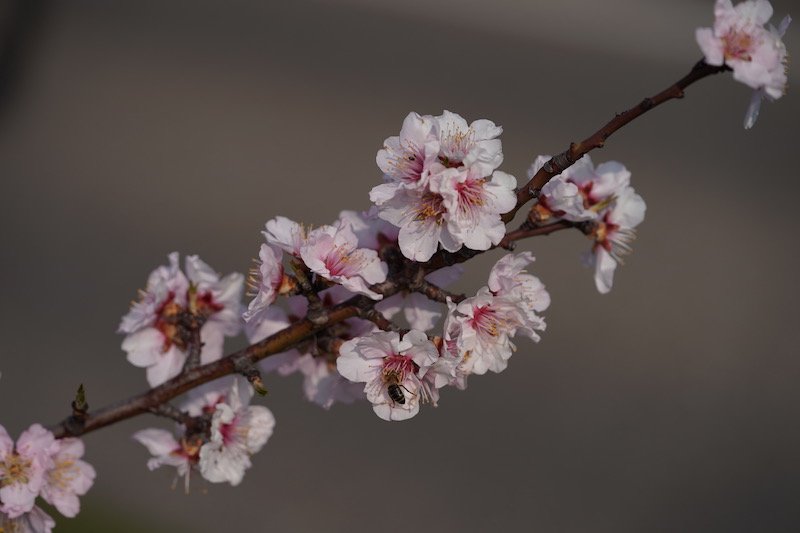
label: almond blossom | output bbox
[375,111,439,188]
[242,243,288,325]
[299,221,388,300]
[0,424,56,519]
[371,110,516,262]
[198,380,276,486]
[447,253,549,376]
[696,0,790,128]
[132,428,200,493]
[118,253,244,387]
[40,439,95,518]
[586,187,647,294]
[337,330,440,421]
[0,506,55,533]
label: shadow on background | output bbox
[0,1,798,532]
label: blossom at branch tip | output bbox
[337,330,440,421]
[371,110,515,262]
[198,380,276,486]
[0,424,56,519]
[299,221,388,300]
[696,0,790,128]
[40,439,95,518]
[0,506,55,533]
[118,253,244,387]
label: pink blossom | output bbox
[119,253,244,387]
[0,506,55,533]
[433,110,504,179]
[132,428,199,493]
[371,110,515,262]
[242,243,286,325]
[198,380,276,486]
[300,221,388,300]
[434,169,517,251]
[448,255,549,377]
[586,187,647,294]
[40,439,95,518]
[263,216,308,256]
[696,0,790,128]
[0,424,56,519]
[337,330,440,421]
[376,112,439,187]
[373,184,460,262]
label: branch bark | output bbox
[501,60,729,223]
[48,59,729,441]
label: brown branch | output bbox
[290,259,328,325]
[48,59,726,441]
[501,60,729,223]
[50,291,385,439]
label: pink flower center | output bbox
[723,29,755,61]
[455,179,486,216]
[48,458,79,491]
[0,453,32,487]
[470,305,501,337]
[392,145,425,182]
[414,192,446,223]
[382,355,415,384]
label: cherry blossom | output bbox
[0,424,56,519]
[696,0,790,128]
[337,330,440,421]
[198,380,276,486]
[299,221,388,300]
[119,253,244,387]
[40,438,95,518]
[0,506,55,533]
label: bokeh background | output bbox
[1,0,798,531]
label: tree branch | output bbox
[48,59,727,441]
[501,60,729,223]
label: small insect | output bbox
[387,382,406,405]
[383,370,412,405]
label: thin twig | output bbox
[502,60,729,223]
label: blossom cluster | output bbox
[337,252,550,420]
[119,253,244,387]
[370,111,517,262]
[529,155,647,294]
[134,378,274,490]
[0,423,94,533]
[16,0,783,521]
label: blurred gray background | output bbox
[1,0,798,531]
